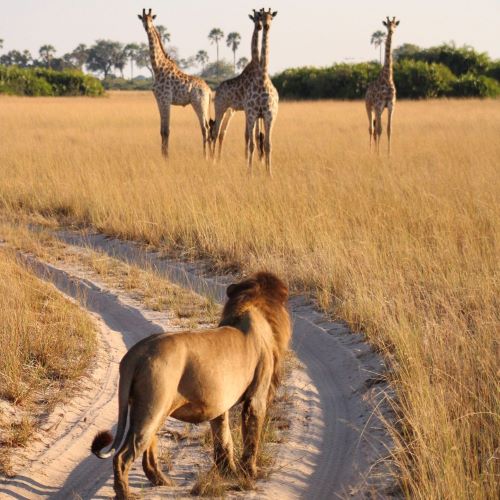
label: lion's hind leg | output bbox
[210,411,237,477]
[142,434,175,487]
[241,367,272,478]
[113,401,166,499]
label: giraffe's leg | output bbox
[255,119,265,162]
[159,104,171,159]
[217,109,235,161]
[210,412,237,476]
[366,102,374,152]
[375,108,383,155]
[192,99,210,160]
[245,112,258,175]
[387,103,394,156]
[142,434,174,487]
[263,115,275,176]
[210,102,227,163]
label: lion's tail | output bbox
[91,360,134,459]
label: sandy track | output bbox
[53,231,395,498]
[1,230,394,498]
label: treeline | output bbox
[272,44,500,99]
[0,66,104,96]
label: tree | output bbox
[208,28,224,79]
[393,43,421,61]
[370,31,386,65]
[156,25,171,44]
[86,40,125,79]
[237,56,249,71]
[39,44,56,68]
[226,32,241,72]
[179,56,195,70]
[195,50,209,70]
[133,43,153,76]
[0,49,31,67]
[124,43,140,79]
[200,59,234,81]
[0,39,3,51]
[70,43,89,69]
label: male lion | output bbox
[91,271,291,499]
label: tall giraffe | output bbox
[138,9,212,159]
[249,8,279,175]
[365,17,400,155]
[210,10,263,161]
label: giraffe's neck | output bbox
[146,24,172,74]
[261,26,271,74]
[381,31,394,83]
[250,24,260,64]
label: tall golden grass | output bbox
[0,93,499,498]
[0,247,95,473]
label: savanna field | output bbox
[1,92,499,498]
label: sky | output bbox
[0,0,499,75]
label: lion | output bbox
[91,271,291,499]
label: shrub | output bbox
[450,74,500,98]
[0,65,104,96]
[272,63,380,100]
[397,43,491,76]
[272,61,457,100]
[394,60,456,98]
[485,60,500,82]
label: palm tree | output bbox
[124,43,140,79]
[39,44,56,68]
[226,32,241,72]
[195,50,209,71]
[370,30,386,65]
[208,28,224,79]
[156,25,171,45]
[236,56,249,71]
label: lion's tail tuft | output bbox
[91,430,115,459]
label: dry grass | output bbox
[0,219,221,328]
[0,246,96,474]
[0,93,499,498]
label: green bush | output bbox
[272,61,457,99]
[272,63,380,99]
[394,60,456,98]
[450,74,500,98]
[102,76,153,91]
[397,43,491,76]
[0,65,104,96]
[486,60,500,82]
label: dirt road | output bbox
[1,231,393,498]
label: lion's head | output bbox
[220,271,291,400]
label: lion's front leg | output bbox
[210,411,237,476]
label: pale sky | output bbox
[0,0,499,74]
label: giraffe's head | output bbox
[260,8,277,30]
[382,16,400,34]
[248,9,263,31]
[138,8,156,30]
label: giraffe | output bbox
[244,8,279,175]
[138,9,212,159]
[365,17,400,155]
[210,10,264,162]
